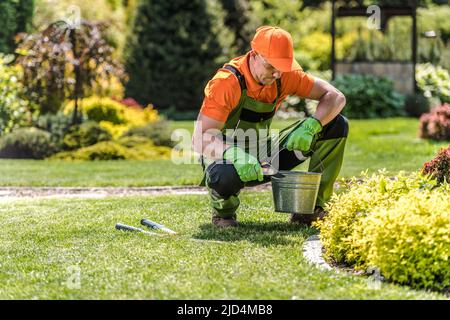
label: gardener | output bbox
[192,26,348,227]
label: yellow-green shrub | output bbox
[98,121,129,139]
[350,189,450,291]
[49,137,171,161]
[297,31,331,70]
[123,105,159,127]
[63,121,112,150]
[317,170,419,264]
[64,97,127,124]
[51,141,130,160]
[316,171,449,291]
[64,97,160,138]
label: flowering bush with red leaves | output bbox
[120,97,144,109]
[111,97,144,109]
[421,145,450,184]
[419,103,450,141]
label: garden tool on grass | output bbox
[115,223,165,237]
[115,221,225,244]
[141,219,177,235]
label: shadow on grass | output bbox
[192,221,319,247]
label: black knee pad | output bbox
[319,114,349,141]
[206,162,244,198]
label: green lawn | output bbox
[0,192,444,299]
[0,118,447,187]
[0,159,203,187]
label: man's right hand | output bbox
[223,146,264,182]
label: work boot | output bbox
[212,214,238,228]
[290,206,328,226]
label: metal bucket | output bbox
[270,170,321,214]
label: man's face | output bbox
[253,53,282,86]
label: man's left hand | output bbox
[286,117,322,152]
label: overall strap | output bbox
[223,64,281,123]
[275,78,281,102]
[224,64,281,102]
[223,65,246,91]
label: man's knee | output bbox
[206,162,244,198]
[319,114,349,140]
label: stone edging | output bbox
[302,235,334,271]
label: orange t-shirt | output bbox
[200,51,315,122]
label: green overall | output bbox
[200,65,347,219]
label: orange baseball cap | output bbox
[251,26,301,72]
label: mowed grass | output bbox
[0,192,445,299]
[0,159,203,187]
[0,118,447,187]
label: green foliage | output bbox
[317,171,418,264]
[64,96,161,139]
[421,145,450,184]
[52,141,129,160]
[251,0,331,72]
[125,0,236,110]
[332,74,405,118]
[219,0,259,54]
[122,120,174,147]
[317,171,450,291]
[63,121,112,150]
[419,103,450,141]
[0,127,55,159]
[418,6,450,45]
[416,63,450,104]
[34,112,73,150]
[350,189,450,291]
[66,97,127,124]
[0,55,33,135]
[251,0,305,34]
[51,138,172,161]
[404,93,430,118]
[419,35,449,70]
[0,0,34,54]
[297,31,331,71]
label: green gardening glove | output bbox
[286,117,322,152]
[223,146,264,182]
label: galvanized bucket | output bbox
[270,170,321,214]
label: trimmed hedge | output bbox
[316,170,449,292]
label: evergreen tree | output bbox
[219,0,258,54]
[125,0,233,111]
